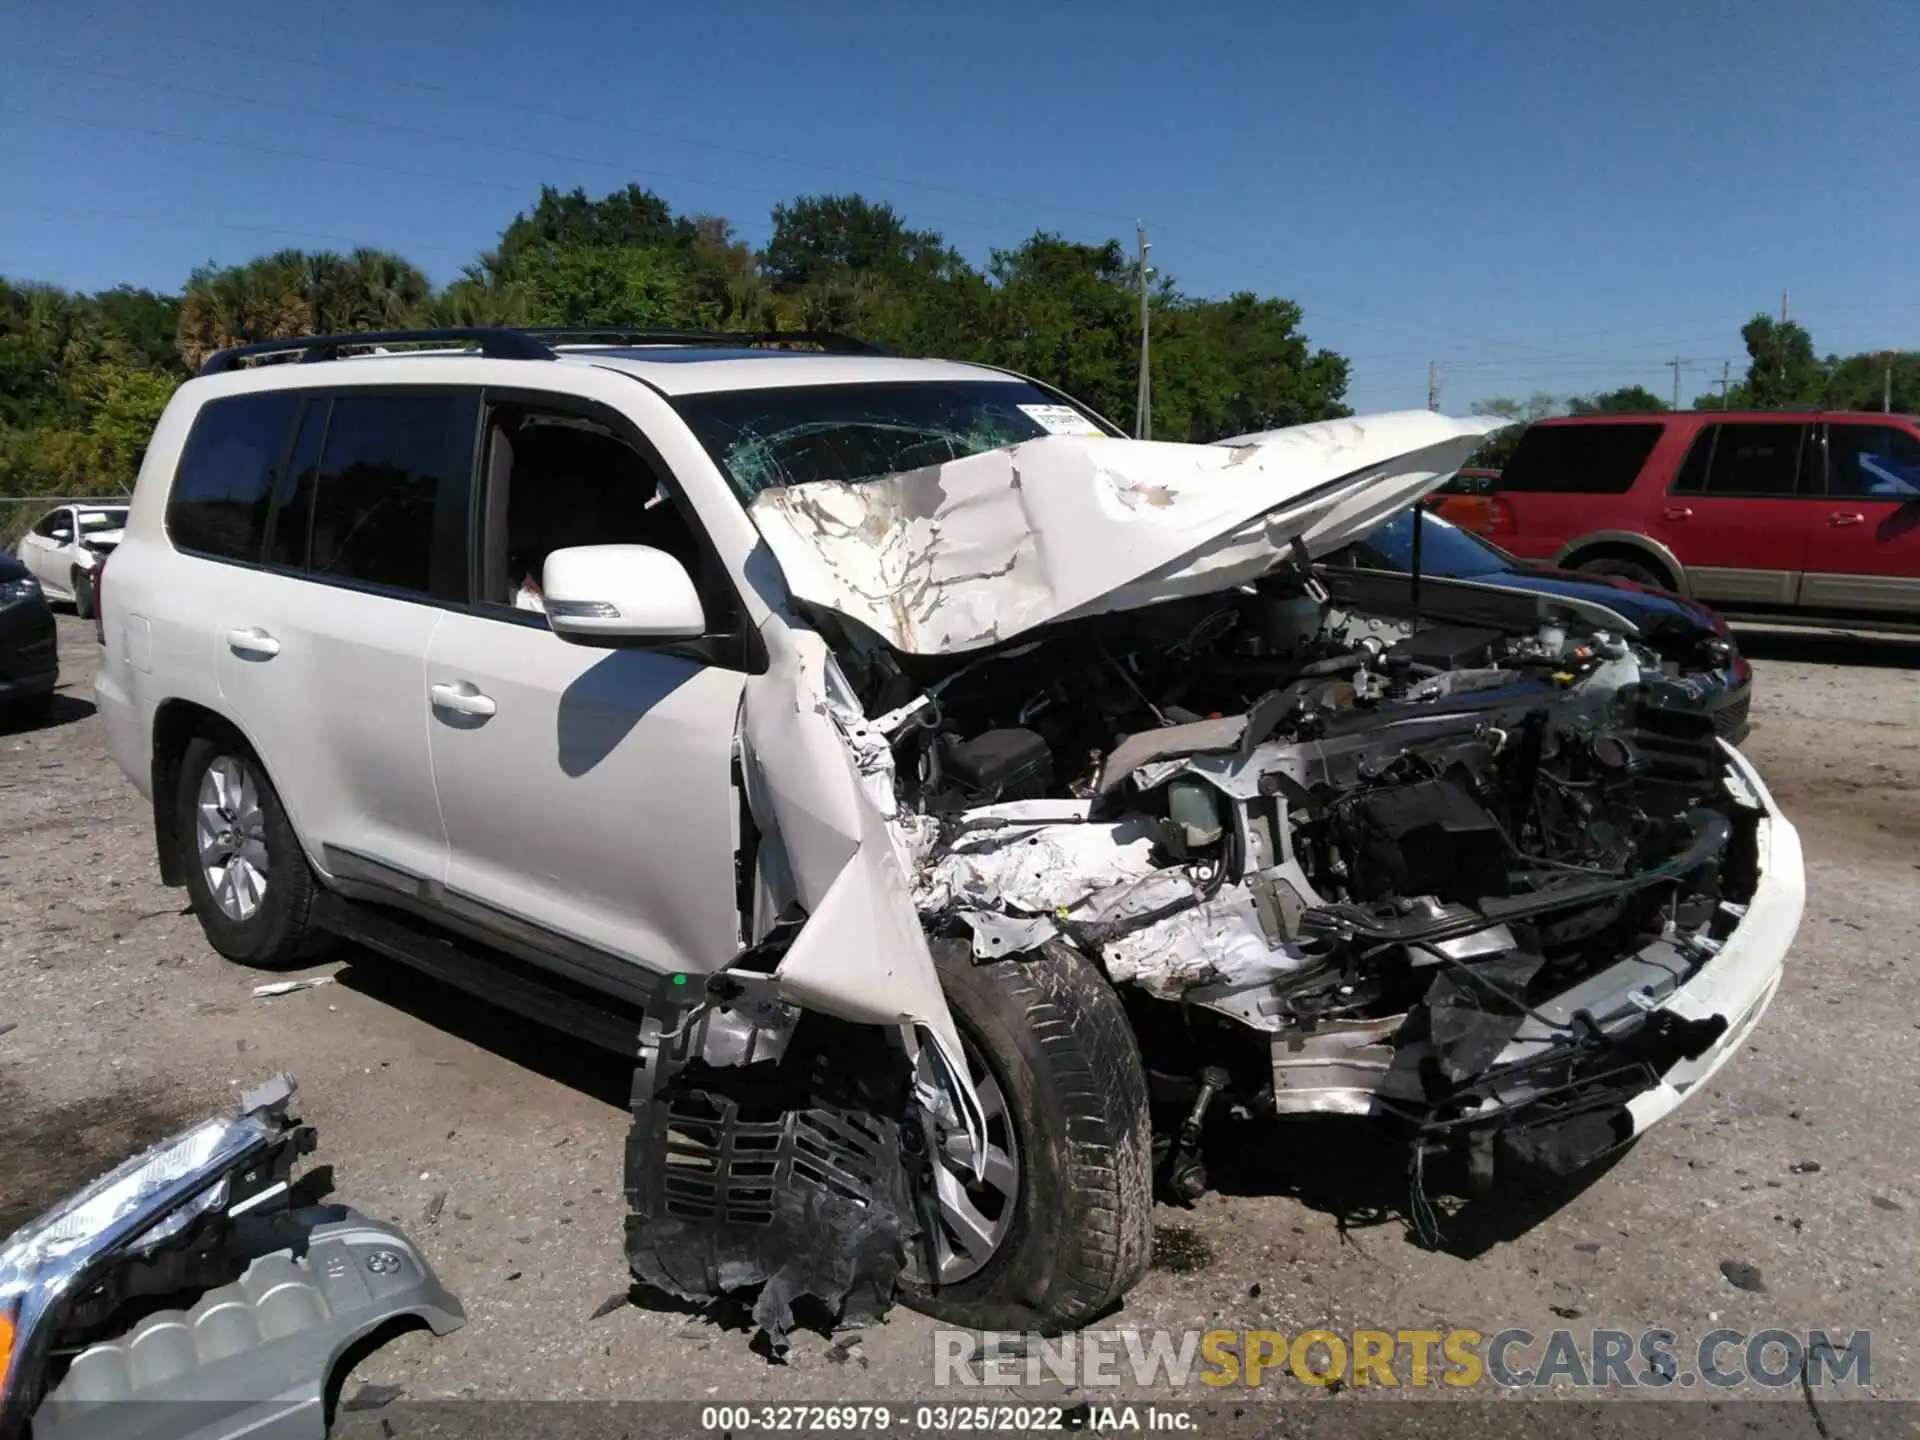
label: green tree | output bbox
[518,245,705,328]
[491,185,694,277]
[764,194,955,293]
[1567,385,1667,415]
[1823,350,1920,414]
[1738,314,1828,408]
[978,234,1139,426]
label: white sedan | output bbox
[14,503,127,619]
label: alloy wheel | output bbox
[196,756,269,921]
[915,1028,1021,1285]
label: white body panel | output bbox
[748,412,1504,655]
[423,610,747,973]
[213,568,449,886]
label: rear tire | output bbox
[1575,554,1668,590]
[901,941,1153,1332]
[71,568,94,621]
[176,734,324,969]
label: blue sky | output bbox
[3,0,1915,412]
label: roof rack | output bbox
[199,327,557,376]
[520,326,888,356]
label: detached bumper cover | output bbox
[1,1078,463,1440]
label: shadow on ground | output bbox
[331,952,634,1112]
[1733,627,1920,668]
[1196,1114,1630,1262]
[0,693,96,735]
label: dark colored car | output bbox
[1485,411,1920,633]
[1326,508,1752,741]
[0,550,59,724]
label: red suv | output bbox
[1488,411,1920,630]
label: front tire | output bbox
[1576,554,1668,590]
[902,941,1153,1332]
[71,568,94,621]
[176,734,323,969]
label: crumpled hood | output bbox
[748,410,1508,655]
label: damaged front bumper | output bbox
[1353,741,1801,1188]
[1483,742,1800,1144]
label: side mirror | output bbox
[50,529,72,543]
[542,544,707,647]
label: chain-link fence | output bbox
[1,496,133,551]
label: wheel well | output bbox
[1560,542,1677,590]
[150,701,247,887]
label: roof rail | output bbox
[199,327,557,376]
[519,326,888,356]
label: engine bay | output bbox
[821,570,1765,1194]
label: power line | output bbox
[21,35,1141,229]
[14,56,794,207]
[3,105,535,195]
[8,203,476,255]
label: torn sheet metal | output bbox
[748,412,1507,655]
[1094,870,1322,999]
[915,810,1164,915]
[737,623,987,1164]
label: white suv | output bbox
[97,327,1802,1341]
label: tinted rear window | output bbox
[1670,422,1809,497]
[1498,423,1664,494]
[167,392,302,560]
[306,392,473,595]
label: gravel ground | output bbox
[3,612,1917,1422]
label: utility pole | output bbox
[1884,351,1895,413]
[1719,359,1730,406]
[1427,360,1439,412]
[1134,224,1152,441]
[1668,357,1688,412]
[1780,290,1790,324]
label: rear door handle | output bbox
[429,681,497,718]
[1827,511,1866,527]
[226,627,280,658]
[1662,506,1693,521]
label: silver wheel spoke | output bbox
[974,1069,1008,1124]
[198,756,269,921]
[980,1143,1018,1195]
[934,1164,1001,1264]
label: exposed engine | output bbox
[823,572,1763,1208]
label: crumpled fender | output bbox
[739,617,988,1165]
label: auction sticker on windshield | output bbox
[1018,403,1106,436]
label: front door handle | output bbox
[429,681,497,718]
[226,627,280,658]
[1827,511,1866,527]
[1662,505,1694,521]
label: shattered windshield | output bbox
[672,380,1112,503]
